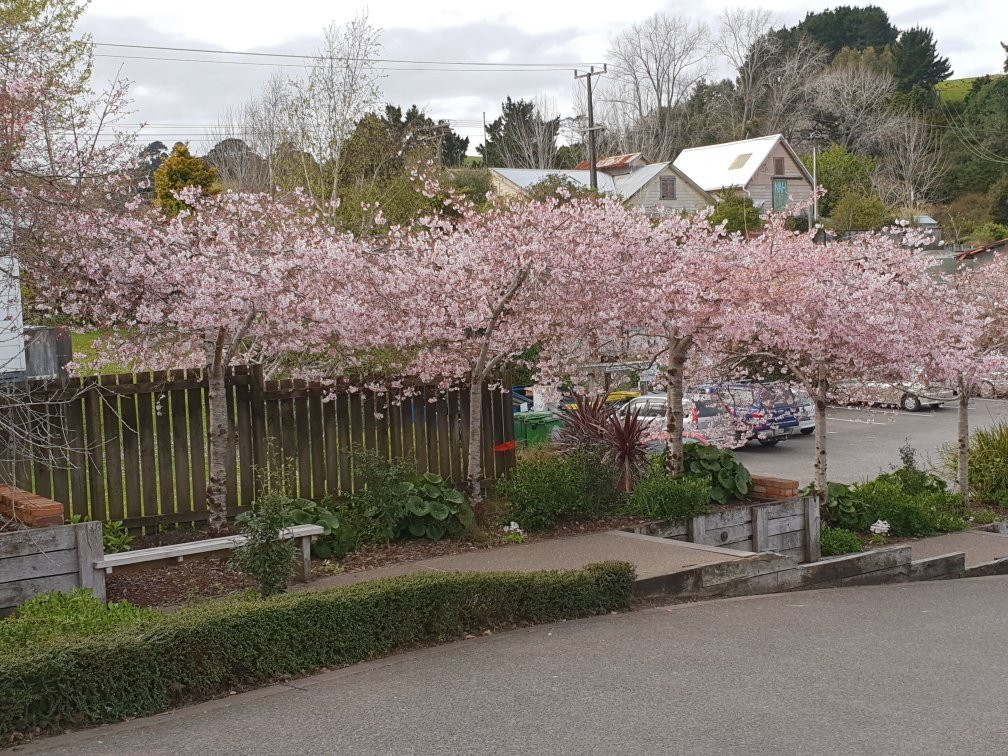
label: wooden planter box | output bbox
[0,485,65,527]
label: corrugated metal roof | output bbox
[673,134,785,192]
[491,168,618,194]
[573,152,645,171]
[612,162,669,198]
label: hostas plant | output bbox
[604,406,649,492]
[553,392,615,451]
[395,473,473,541]
[682,443,752,505]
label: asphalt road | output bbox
[739,399,1008,485]
[23,578,1008,756]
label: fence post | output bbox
[249,363,267,495]
[751,505,769,552]
[75,520,106,603]
[803,496,821,563]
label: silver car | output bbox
[830,380,956,412]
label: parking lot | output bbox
[740,399,1008,485]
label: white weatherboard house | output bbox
[489,153,712,214]
[673,134,814,214]
[0,256,25,377]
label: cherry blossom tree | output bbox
[923,255,1008,505]
[29,189,369,530]
[359,191,653,502]
[729,215,947,499]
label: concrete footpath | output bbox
[302,530,749,591]
[910,526,1008,568]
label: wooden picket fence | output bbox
[0,366,516,528]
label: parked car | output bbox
[771,383,815,435]
[829,380,956,412]
[619,393,734,437]
[974,378,1008,399]
[695,382,799,446]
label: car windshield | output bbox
[631,401,666,418]
[691,399,723,417]
[721,387,754,405]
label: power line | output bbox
[92,42,603,69]
[93,53,574,73]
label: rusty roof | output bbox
[573,152,645,171]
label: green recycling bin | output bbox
[513,411,562,446]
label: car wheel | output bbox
[979,381,996,399]
[800,427,814,435]
[758,438,780,447]
[901,393,923,412]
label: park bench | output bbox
[93,524,324,582]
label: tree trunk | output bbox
[664,339,689,477]
[206,356,229,533]
[958,376,970,508]
[813,371,828,506]
[466,375,484,505]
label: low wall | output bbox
[626,496,821,563]
[0,522,105,615]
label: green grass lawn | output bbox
[937,74,1004,103]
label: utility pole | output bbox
[808,129,828,226]
[574,65,606,190]
[482,111,488,164]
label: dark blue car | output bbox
[695,382,798,447]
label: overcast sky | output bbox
[79,0,1007,154]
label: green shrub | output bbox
[496,447,623,530]
[944,421,1008,506]
[627,458,710,521]
[818,481,866,530]
[230,490,298,597]
[0,563,635,737]
[346,449,472,542]
[854,479,967,537]
[284,497,356,559]
[0,590,154,652]
[68,516,133,554]
[682,444,752,505]
[820,526,863,557]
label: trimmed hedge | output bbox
[0,562,634,737]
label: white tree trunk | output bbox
[664,339,689,476]
[206,355,229,533]
[466,376,484,504]
[958,376,970,507]
[813,372,828,505]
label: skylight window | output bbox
[728,153,752,170]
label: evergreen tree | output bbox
[477,98,559,168]
[153,143,220,216]
[892,26,952,92]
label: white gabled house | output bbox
[672,134,814,215]
[488,153,713,215]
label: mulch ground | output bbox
[105,514,651,609]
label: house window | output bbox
[773,157,785,175]
[660,177,676,200]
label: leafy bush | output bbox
[968,221,1008,246]
[342,449,473,543]
[854,479,967,537]
[0,563,635,737]
[682,444,752,505]
[230,490,298,597]
[710,191,762,233]
[0,590,154,652]
[627,459,710,522]
[102,521,133,553]
[820,526,863,557]
[944,421,1008,506]
[819,481,865,530]
[394,472,473,541]
[497,447,623,531]
[285,497,355,559]
[68,516,134,553]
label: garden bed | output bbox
[105,514,652,607]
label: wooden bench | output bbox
[93,524,325,582]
